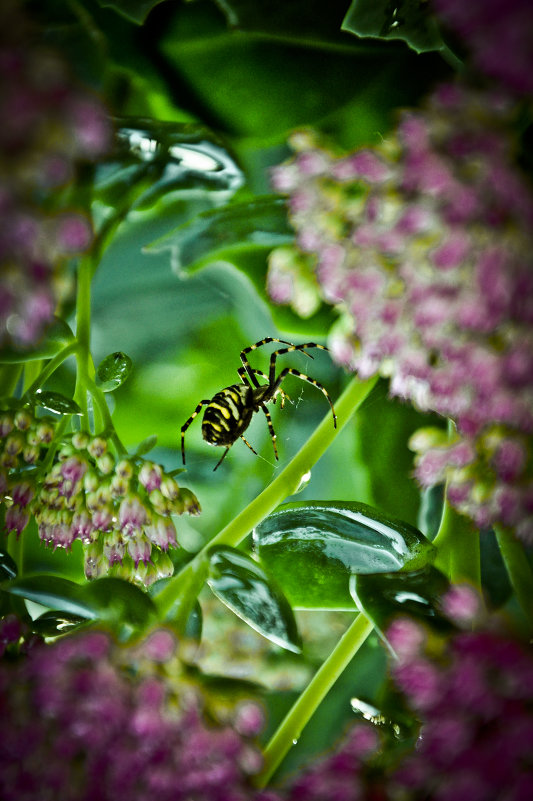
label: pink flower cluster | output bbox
[0,0,110,349]
[268,83,533,538]
[0,408,200,585]
[0,628,266,801]
[388,594,533,800]
[434,0,533,96]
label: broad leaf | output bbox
[29,390,82,416]
[97,0,165,25]
[32,610,88,637]
[146,196,293,275]
[96,351,133,392]
[96,119,244,214]
[342,0,445,53]
[147,195,336,337]
[83,577,157,628]
[207,546,301,653]
[1,574,156,630]
[254,501,436,609]
[1,575,97,619]
[350,566,450,637]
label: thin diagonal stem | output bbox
[255,613,374,788]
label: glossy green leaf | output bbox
[1,573,156,630]
[0,549,18,581]
[29,390,82,416]
[342,0,445,53]
[417,484,445,540]
[146,196,293,274]
[254,501,436,610]
[97,0,165,25]
[350,566,450,637]
[96,119,244,213]
[32,610,88,637]
[1,575,97,619]
[82,577,157,628]
[96,351,133,392]
[207,546,301,653]
[0,318,75,364]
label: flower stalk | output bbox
[255,612,375,788]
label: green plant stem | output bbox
[494,524,533,627]
[255,613,375,788]
[84,374,127,455]
[155,374,378,619]
[74,255,94,422]
[23,342,79,398]
[433,497,481,589]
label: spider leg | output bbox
[268,342,325,384]
[274,367,337,428]
[240,436,258,456]
[240,337,312,386]
[180,399,210,465]
[213,447,231,471]
[261,404,279,460]
[237,366,268,389]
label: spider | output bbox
[180,337,337,471]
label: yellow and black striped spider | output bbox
[181,338,337,470]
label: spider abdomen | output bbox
[201,384,254,447]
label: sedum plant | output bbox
[1,1,532,800]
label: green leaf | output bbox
[29,390,82,416]
[96,351,133,392]
[417,484,445,539]
[1,574,156,630]
[82,577,157,628]
[0,318,75,364]
[254,501,436,610]
[342,0,445,54]
[96,119,244,213]
[97,0,165,25]
[146,196,293,274]
[0,549,18,581]
[159,2,402,143]
[32,610,88,637]
[207,546,302,653]
[147,196,336,337]
[1,575,97,619]
[350,566,450,637]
